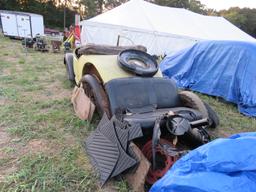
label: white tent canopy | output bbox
[80,0,256,55]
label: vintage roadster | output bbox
[64,44,219,191]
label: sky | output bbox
[199,0,256,10]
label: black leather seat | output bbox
[105,77,202,128]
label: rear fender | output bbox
[82,63,103,83]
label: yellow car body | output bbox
[73,54,162,85]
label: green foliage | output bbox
[80,0,101,18]
[189,0,207,14]
[152,0,189,9]
[3,149,98,192]
[219,7,256,38]
[104,0,128,11]
[79,0,128,18]
[0,35,98,191]
[0,0,77,29]
[0,34,128,192]
[0,0,20,10]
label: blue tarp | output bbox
[150,132,256,192]
[160,41,256,116]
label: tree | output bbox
[219,7,256,38]
[104,0,128,10]
[189,0,206,14]
[152,0,189,9]
[219,7,247,28]
[0,0,20,10]
[79,0,128,18]
[0,0,78,29]
[80,0,100,18]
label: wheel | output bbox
[118,49,158,77]
[203,102,220,128]
[80,75,110,117]
[178,91,209,119]
[64,53,75,82]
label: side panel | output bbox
[30,16,44,37]
[16,14,31,37]
[75,55,162,84]
[0,13,18,36]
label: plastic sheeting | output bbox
[150,132,256,192]
[160,41,256,117]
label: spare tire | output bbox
[178,91,209,119]
[118,49,158,77]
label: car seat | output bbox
[105,77,205,129]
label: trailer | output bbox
[0,10,44,38]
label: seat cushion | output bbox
[124,107,203,129]
[105,77,180,115]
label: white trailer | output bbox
[0,10,44,38]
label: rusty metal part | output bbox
[190,118,209,128]
[125,143,151,192]
[142,139,179,185]
[82,64,103,83]
[152,117,162,170]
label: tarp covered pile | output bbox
[150,132,256,192]
[160,41,256,117]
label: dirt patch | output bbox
[42,88,71,100]
[0,163,17,183]
[0,135,57,160]
[23,139,54,154]
[1,68,11,76]
[15,64,23,73]
[0,126,61,182]
[0,126,18,182]
[4,56,19,63]
[63,134,77,146]
[0,127,11,150]
[0,98,11,106]
[42,81,71,100]
[20,81,71,102]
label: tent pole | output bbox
[116,35,120,46]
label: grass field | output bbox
[0,35,255,192]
